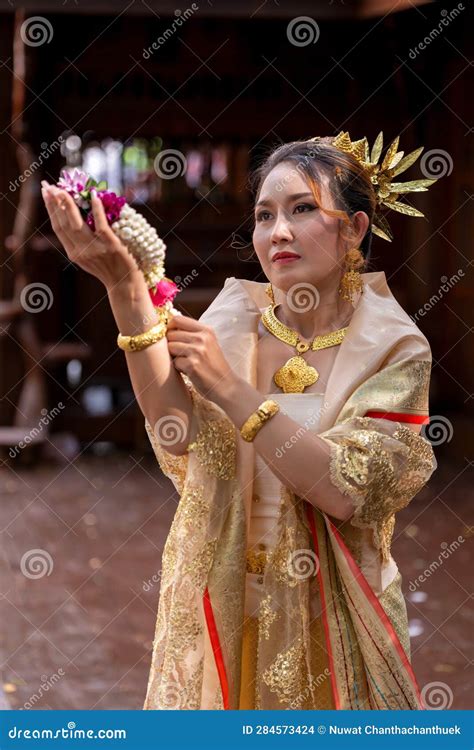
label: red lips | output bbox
[272,251,301,262]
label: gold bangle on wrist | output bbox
[117,321,167,352]
[240,399,280,442]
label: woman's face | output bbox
[252,162,362,293]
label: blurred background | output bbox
[0,0,472,711]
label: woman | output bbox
[42,131,438,710]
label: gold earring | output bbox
[338,248,364,304]
[265,282,275,305]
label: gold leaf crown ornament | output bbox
[309,130,438,242]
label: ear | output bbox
[351,211,370,247]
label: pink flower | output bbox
[57,168,89,194]
[149,278,179,307]
[86,190,126,230]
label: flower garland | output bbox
[56,168,180,313]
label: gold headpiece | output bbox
[310,130,438,242]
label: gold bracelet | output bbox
[117,321,167,352]
[240,399,280,442]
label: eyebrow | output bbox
[255,192,314,208]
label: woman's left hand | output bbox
[166,313,237,401]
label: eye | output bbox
[294,203,316,213]
[255,203,316,222]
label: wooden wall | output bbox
[1,3,472,452]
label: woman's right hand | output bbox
[41,181,146,293]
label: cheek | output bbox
[252,227,267,261]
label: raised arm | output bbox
[42,183,192,454]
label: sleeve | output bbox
[316,355,437,562]
[144,373,237,495]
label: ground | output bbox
[0,453,472,710]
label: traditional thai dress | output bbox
[143,271,437,710]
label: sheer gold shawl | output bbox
[143,272,436,710]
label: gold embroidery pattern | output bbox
[261,637,310,708]
[323,416,436,561]
[167,599,203,660]
[246,548,268,575]
[183,657,204,709]
[378,572,411,661]
[183,538,219,593]
[258,594,279,640]
[269,526,301,588]
[179,485,210,530]
[145,419,188,495]
[342,359,432,415]
[187,418,236,480]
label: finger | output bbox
[90,191,115,238]
[41,181,90,234]
[172,356,190,375]
[166,329,196,343]
[167,314,201,331]
[42,187,70,241]
[167,340,192,357]
[57,189,84,232]
[42,187,75,238]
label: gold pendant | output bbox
[274,355,319,393]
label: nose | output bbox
[271,214,293,244]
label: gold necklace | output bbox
[261,303,349,393]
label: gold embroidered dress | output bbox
[143,272,437,710]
